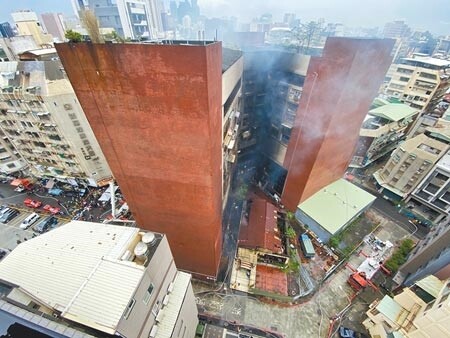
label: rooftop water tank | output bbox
[142,232,156,245]
[134,241,148,259]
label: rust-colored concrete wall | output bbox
[282,38,394,210]
[56,42,223,279]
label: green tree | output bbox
[65,29,82,43]
[104,30,124,43]
[286,227,296,239]
[385,239,415,273]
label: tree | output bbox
[65,29,82,43]
[286,227,296,239]
[385,239,415,273]
[104,30,124,43]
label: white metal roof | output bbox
[22,48,57,56]
[403,56,450,68]
[0,221,145,334]
[157,271,191,338]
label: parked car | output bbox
[0,209,19,224]
[0,205,10,215]
[339,327,368,338]
[23,198,42,209]
[20,212,40,229]
[34,216,58,233]
[43,204,61,215]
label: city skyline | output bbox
[0,0,449,35]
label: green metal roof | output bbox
[369,103,418,122]
[376,295,404,323]
[297,179,376,235]
[371,97,390,108]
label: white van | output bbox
[20,213,40,229]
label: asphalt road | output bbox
[352,181,428,239]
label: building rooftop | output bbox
[402,56,450,68]
[19,47,57,56]
[436,151,450,171]
[0,299,97,338]
[402,133,448,157]
[0,221,160,335]
[222,48,243,73]
[238,195,283,254]
[157,271,192,338]
[414,275,444,298]
[426,118,450,143]
[298,179,376,235]
[369,103,418,122]
[376,295,405,324]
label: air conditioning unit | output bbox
[167,282,174,294]
[155,309,164,323]
[149,325,158,338]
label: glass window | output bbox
[143,283,154,305]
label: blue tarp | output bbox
[48,188,63,196]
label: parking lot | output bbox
[0,205,70,251]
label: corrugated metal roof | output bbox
[376,295,404,323]
[369,103,418,122]
[298,179,376,235]
[0,221,144,334]
[415,275,444,298]
[157,271,191,338]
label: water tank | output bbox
[134,241,148,259]
[142,232,156,245]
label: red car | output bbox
[42,204,61,215]
[23,198,42,209]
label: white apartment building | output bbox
[11,10,53,47]
[407,150,450,223]
[385,55,450,113]
[363,275,450,338]
[0,60,112,186]
[0,221,198,338]
[373,133,449,200]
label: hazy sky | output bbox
[0,0,449,35]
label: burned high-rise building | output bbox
[240,38,395,210]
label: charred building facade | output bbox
[240,38,395,210]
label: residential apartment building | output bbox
[0,61,112,186]
[41,12,66,42]
[0,22,15,38]
[56,38,392,278]
[0,128,27,175]
[0,221,198,338]
[350,103,419,168]
[11,10,53,47]
[407,150,450,223]
[240,38,394,210]
[394,218,450,286]
[383,20,411,39]
[373,133,449,200]
[363,275,450,338]
[385,55,450,113]
[82,0,163,39]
